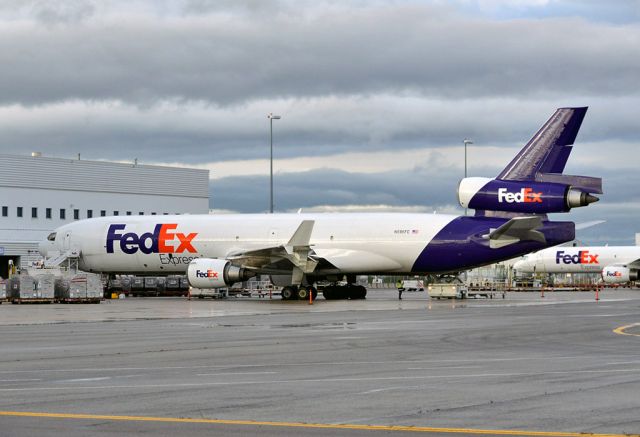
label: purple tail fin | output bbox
[497,107,588,181]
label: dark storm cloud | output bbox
[211,162,640,245]
[211,167,462,214]
[0,1,637,245]
[0,3,638,106]
[0,97,638,164]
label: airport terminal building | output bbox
[0,153,209,278]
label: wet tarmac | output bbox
[0,289,639,436]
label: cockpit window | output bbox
[47,232,57,241]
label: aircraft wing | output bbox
[225,220,333,275]
[607,258,640,269]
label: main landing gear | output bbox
[281,285,318,301]
[322,283,367,300]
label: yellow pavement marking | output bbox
[0,411,637,437]
[613,323,640,337]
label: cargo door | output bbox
[63,231,72,251]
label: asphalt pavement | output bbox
[0,289,639,436]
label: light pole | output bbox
[463,138,473,216]
[268,113,281,214]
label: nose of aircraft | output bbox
[38,239,55,257]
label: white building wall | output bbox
[0,154,209,271]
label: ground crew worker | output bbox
[397,279,404,300]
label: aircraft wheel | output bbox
[349,285,367,299]
[323,287,337,300]
[281,286,297,300]
[297,287,309,300]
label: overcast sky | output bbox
[0,0,638,244]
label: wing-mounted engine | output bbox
[458,177,599,214]
[187,258,255,289]
[602,265,639,283]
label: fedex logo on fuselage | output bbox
[555,250,599,265]
[195,269,218,279]
[106,224,198,255]
[497,187,542,203]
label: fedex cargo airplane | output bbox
[513,246,640,284]
[40,107,601,300]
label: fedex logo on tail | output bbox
[195,269,218,279]
[497,187,542,204]
[106,224,197,255]
[555,250,599,265]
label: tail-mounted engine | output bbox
[187,258,255,289]
[458,177,599,214]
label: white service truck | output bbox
[399,279,424,291]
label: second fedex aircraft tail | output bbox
[457,107,601,216]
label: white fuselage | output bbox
[46,213,459,275]
[513,246,640,274]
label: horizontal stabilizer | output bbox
[535,173,602,194]
[485,216,546,249]
[575,220,605,231]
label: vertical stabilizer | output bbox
[497,107,588,181]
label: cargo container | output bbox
[61,273,103,303]
[156,277,166,294]
[8,273,54,303]
[165,276,180,290]
[179,277,190,290]
[0,278,6,302]
[36,273,56,298]
[108,278,123,292]
[54,277,70,300]
[144,277,158,291]
[189,287,227,299]
[120,277,132,293]
[157,276,186,296]
[131,277,145,289]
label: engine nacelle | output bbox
[601,266,639,284]
[187,258,254,289]
[457,177,598,214]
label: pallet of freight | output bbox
[58,273,103,303]
[0,278,6,303]
[8,274,55,304]
[189,287,227,299]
